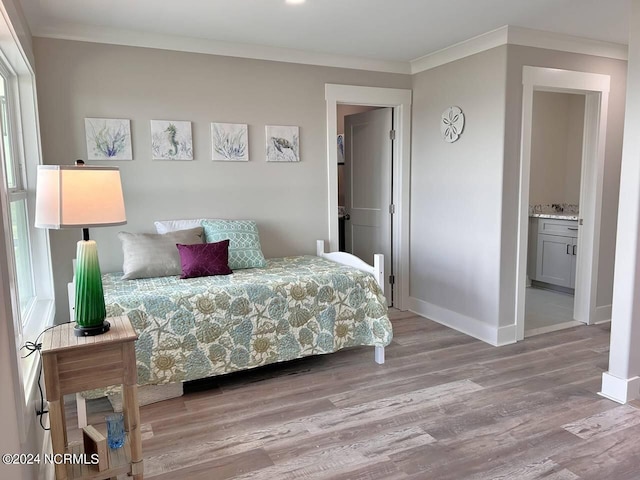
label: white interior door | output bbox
[344,107,393,305]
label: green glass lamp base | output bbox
[74,239,108,333]
[74,320,111,337]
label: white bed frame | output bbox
[75,240,386,428]
[316,240,386,365]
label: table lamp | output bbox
[35,161,126,336]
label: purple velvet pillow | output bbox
[176,240,233,279]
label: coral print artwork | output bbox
[84,118,133,160]
[211,123,249,161]
[150,120,193,160]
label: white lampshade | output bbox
[35,165,127,229]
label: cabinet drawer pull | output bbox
[573,244,577,256]
[566,244,571,255]
[567,227,578,231]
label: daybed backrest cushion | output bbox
[201,219,266,270]
[177,240,233,279]
[154,219,213,234]
[119,227,204,280]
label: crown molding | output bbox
[508,26,628,61]
[32,21,412,74]
[31,21,628,76]
[410,25,628,74]
[410,26,510,74]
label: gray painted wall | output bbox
[34,37,626,339]
[410,46,508,334]
[410,44,626,341]
[530,91,584,206]
[33,37,411,324]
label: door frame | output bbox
[515,66,610,340]
[325,84,412,311]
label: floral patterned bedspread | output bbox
[101,255,392,389]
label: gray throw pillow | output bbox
[119,227,204,280]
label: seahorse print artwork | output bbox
[265,125,300,162]
[150,120,193,160]
[165,123,179,156]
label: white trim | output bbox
[508,26,628,61]
[411,26,509,74]
[515,67,610,341]
[31,23,627,75]
[38,429,53,480]
[32,22,411,74]
[325,84,412,311]
[408,297,516,347]
[410,25,628,74]
[600,372,640,404]
[496,324,518,346]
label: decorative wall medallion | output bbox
[441,106,465,143]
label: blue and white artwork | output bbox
[337,134,345,164]
[151,120,193,160]
[211,123,249,161]
[265,125,299,162]
[84,118,132,160]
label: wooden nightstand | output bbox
[41,316,143,480]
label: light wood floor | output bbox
[66,310,640,480]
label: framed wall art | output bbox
[150,120,193,160]
[265,125,299,162]
[211,122,248,161]
[84,118,132,160]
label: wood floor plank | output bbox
[62,310,630,480]
[464,459,580,480]
[268,425,435,464]
[149,448,273,480]
[562,404,640,440]
[327,460,409,480]
[551,422,640,480]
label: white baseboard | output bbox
[595,304,612,323]
[496,324,518,346]
[599,372,640,404]
[38,430,54,480]
[408,297,516,346]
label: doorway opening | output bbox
[325,84,412,311]
[515,67,611,341]
[524,91,586,337]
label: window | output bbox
[0,68,35,323]
[0,43,54,364]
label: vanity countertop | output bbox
[530,212,579,221]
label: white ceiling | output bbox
[20,0,630,65]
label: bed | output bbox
[75,240,392,425]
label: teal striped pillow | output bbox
[201,220,266,270]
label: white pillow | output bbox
[154,218,214,234]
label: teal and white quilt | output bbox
[102,255,392,388]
